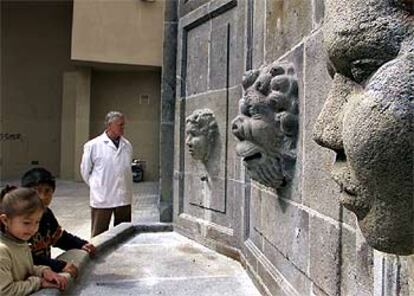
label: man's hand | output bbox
[42,269,68,290]
[62,262,79,278]
[82,242,97,257]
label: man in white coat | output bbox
[80,111,133,237]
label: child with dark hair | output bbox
[0,186,67,295]
[21,168,96,278]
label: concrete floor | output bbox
[1,179,261,295]
[49,180,160,257]
[69,232,261,296]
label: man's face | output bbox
[108,116,125,138]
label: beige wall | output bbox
[60,69,91,181]
[89,70,161,181]
[1,1,74,179]
[71,0,164,67]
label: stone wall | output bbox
[169,0,414,295]
[173,0,245,255]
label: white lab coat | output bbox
[80,132,133,208]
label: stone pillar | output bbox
[60,68,91,181]
[159,0,177,222]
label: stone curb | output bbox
[32,222,173,295]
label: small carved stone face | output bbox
[185,109,218,162]
[232,62,298,188]
[186,128,208,161]
[314,0,413,254]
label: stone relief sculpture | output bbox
[185,109,218,163]
[313,0,413,255]
[232,62,299,189]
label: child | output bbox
[0,186,67,296]
[21,168,96,278]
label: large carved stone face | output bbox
[232,62,298,188]
[314,0,413,255]
[185,109,218,162]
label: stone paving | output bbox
[69,231,261,296]
[13,179,262,295]
[49,180,160,257]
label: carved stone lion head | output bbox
[232,62,299,189]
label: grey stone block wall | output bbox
[173,0,245,255]
[160,0,178,222]
[168,0,414,295]
[264,0,312,63]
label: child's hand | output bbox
[40,278,60,289]
[82,242,97,257]
[42,269,68,290]
[62,262,79,278]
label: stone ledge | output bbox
[32,222,173,295]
